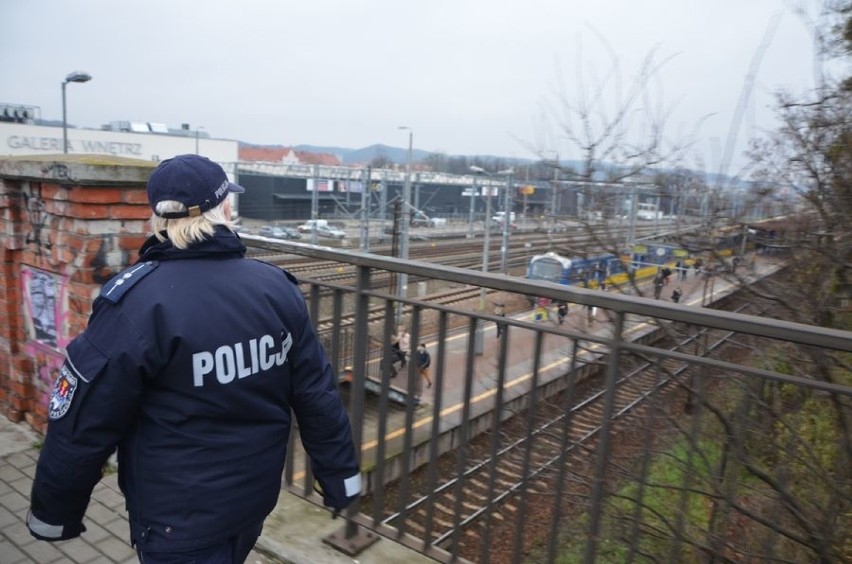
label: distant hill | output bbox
[291,143,560,167]
[293,143,431,165]
[243,142,747,188]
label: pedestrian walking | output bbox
[534,297,551,323]
[653,272,665,300]
[494,303,506,338]
[26,155,360,561]
[391,325,410,369]
[417,343,432,389]
[671,286,683,304]
[557,301,568,325]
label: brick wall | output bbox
[0,155,153,433]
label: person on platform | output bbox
[27,154,360,563]
[557,301,569,325]
[671,286,683,304]
[417,343,432,389]
[653,272,665,300]
[494,303,507,338]
[392,325,411,368]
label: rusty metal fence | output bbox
[248,237,852,564]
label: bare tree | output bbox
[529,32,707,299]
[533,11,852,562]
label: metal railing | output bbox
[250,236,852,564]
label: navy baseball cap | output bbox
[147,154,244,219]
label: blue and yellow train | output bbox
[527,243,691,290]
[527,224,758,294]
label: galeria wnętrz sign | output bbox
[7,135,143,156]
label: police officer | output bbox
[27,154,360,562]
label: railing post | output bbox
[583,310,626,564]
[323,265,380,555]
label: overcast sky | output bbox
[3,1,827,173]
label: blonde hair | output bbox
[149,199,237,249]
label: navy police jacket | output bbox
[29,227,360,551]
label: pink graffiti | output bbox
[23,341,65,407]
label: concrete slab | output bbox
[257,492,434,564]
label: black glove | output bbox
[27,510,86,541]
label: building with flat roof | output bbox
[0,118,238,174]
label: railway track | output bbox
[245,224,668,283]
[313,286,492,333]
[368,300,758,562]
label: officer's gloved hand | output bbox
[27,510,86,541]
[314,472,362,519]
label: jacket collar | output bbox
[138,226,246,262]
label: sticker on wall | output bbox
[21,266,64,348]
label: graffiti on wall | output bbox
[22,182,53,254]
[21,266,71,407]
[21,266,69,349]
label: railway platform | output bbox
[348,255,783,468]
[0,255,797,564]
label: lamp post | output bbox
[195,126,205,154]
[396,126,413,325]
[467,177,476,238]
[61,71,91,154]
[500,170,513,275]
[470,165,512,354]
[470,167,494,306]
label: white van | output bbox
[492,211,516,224]
[298,219,329,233]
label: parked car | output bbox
[409,211,446,228]
[298,219,329,233]
[276,227,302,240]
[259,226,301,240]
[492,211,516,224]
[314,225,346,239]
[410,217,434,228]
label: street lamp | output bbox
[470,165,513,354]
[470,165,514,274]
[61,71,92,154]
[195,126,205,154]
[396,126,413,325]
[500,170,514,275]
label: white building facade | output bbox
[0,122,239,177]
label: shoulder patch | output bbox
[48,364,78,420]
[100,261,158,303]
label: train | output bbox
[527,226,755,294]
[527,243,688,291]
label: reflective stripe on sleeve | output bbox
[27,511,65,539]
[344,473,362,497]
